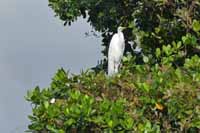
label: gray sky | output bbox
[0,0,101,132]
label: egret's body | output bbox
[108,27,125,76]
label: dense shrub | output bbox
[26,52,200,132]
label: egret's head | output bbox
[117,26,126,33]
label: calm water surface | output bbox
[0,0,101,132]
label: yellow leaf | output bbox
[155,103,164,111]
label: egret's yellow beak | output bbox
[121,27,126,31]
[118,26,127,32]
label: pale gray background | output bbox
[0,0,101,132]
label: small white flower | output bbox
[66,83,70,87]
[50,98,56,104]
[134,46,142,53]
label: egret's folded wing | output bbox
[108,34,119,58]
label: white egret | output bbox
[108,26,126,76]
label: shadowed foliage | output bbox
[48,0,200,60]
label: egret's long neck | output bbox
[117,29,122,34]
[118,31,124,42]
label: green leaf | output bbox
[177,41,182,49]
[142,83,150,92]
[46,125,58,132]
[162,45,172,56]
[175,68,182,80]
[143,56,149,63]
[64,118,76,126]
[108,120,113,128]
[58,130,65,133]
[191,35,197,45]
[124,117,134,129]
[44,101,49,109]
[182,35,190,45]
[192,19,200,32]
[26,89,34,101]
[145,121,152,129]
[156,48,161,58]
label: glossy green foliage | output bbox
[26,53,200,132]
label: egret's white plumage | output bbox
[108,27,126,76]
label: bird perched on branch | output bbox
[108,26,126,76]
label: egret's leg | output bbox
[108,59,115,76]
[114,61,120,74]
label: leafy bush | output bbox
[26,54,200,132]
